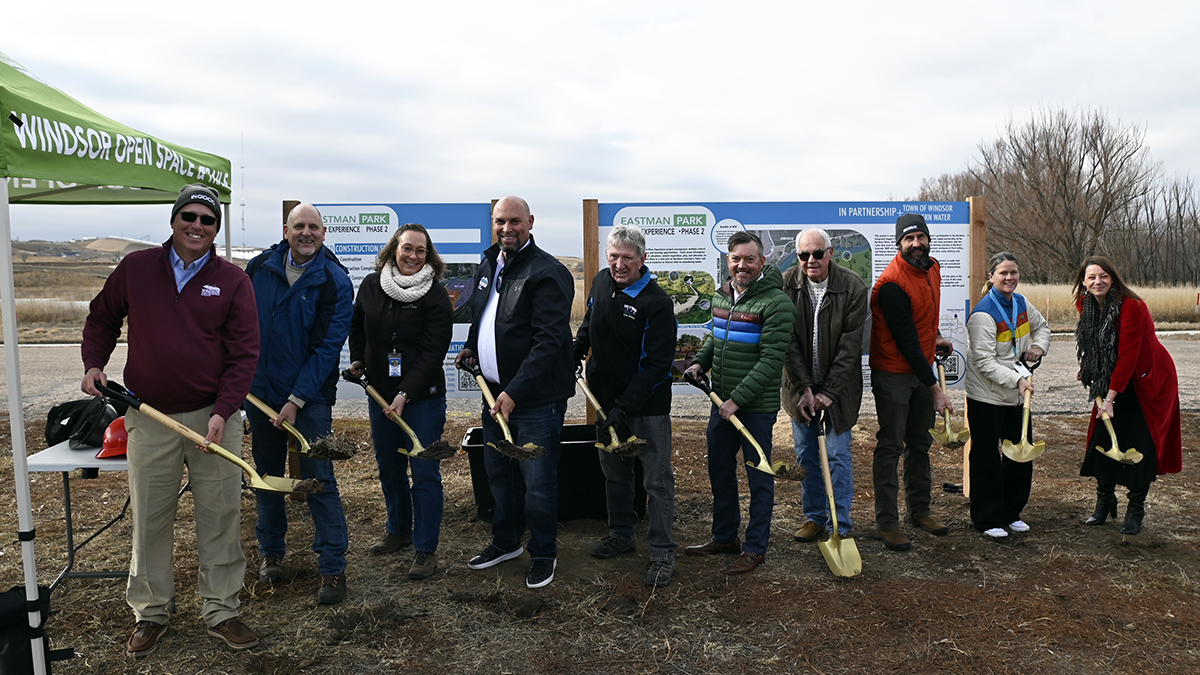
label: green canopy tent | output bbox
[1,50,233,674]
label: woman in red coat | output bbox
[1074,256,1182,534]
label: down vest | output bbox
[691,265,795,414]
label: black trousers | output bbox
[967,398,1033,530]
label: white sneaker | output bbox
[1008,520,1030,533]
[984,527,1008,538]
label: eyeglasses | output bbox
[400,245,428,258]
[797,248,828,261]
[179,212,217,226]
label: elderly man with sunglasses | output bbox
[781,229,868,545]
[82,184,261,657]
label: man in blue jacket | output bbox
[456,196,575,589]
[245,203,353,604]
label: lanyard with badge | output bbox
[986,288,1031,378]
[388,332,402,378]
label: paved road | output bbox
[3,336,1199,424]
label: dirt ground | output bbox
[3,406,1199,675]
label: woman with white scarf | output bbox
[349,224,453,579]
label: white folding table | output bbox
[26,441,129,592]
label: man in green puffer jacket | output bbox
[684,231,796,575]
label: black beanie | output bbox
[171,184,222,231]
[895,213,929,245]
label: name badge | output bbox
[1014,363,1032,378]
[388,353,402,378]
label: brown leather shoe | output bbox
[207,617,259,650]
[370,532,413,554]
[875,528,912,551]
[910,516,949,536]
[126,620,167,658]
[793,521,826,543]
[723,551,765,575]
[317,574,347,604]
[684,538,741,556]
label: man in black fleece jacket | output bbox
[574,225,678,587]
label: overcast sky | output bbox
[3,1,1199,256]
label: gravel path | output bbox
[5,335,1198,425]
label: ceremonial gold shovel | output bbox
[461,363,545,461]
[929,357,969,449]
[98,382,321,494]
[1001,364,1045,463]
[815,411,861,577]
[244,393,356,460]
[1094,397,1144,464]
[340,370,458,460]
[576,376,648,457]
[683,370,805,481]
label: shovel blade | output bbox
[255,474,322,495]
[417,440,459,461]
[1001,440,1045,463]
[818,533,862,577]
[929,428,952,445]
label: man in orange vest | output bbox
[868,214,954,552]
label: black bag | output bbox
[0,585,73,673]
[45,396,123,449]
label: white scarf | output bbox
[380,261,434,302]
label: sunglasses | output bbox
[797,248,828,261]
[179,212,217,226]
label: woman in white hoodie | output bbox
[965,252,1051,538]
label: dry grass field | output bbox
[4,412,1200,674]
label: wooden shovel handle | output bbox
[245,393,309,451]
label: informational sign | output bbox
[315,202,492,399]
[596,201,972,390]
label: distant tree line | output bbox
[915,107,1200,285]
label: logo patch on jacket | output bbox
[622,303,637,319]
[201,285,221,297]
[478,276,489,291]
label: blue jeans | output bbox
[791,418,854,535]
[482,399,566,560]
[248,403,348,576]
[368,397,446,553]
[706,406,776,555]
[598,415,677,561]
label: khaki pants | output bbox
[124,406,246,627]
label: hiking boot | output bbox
[793,521,826,543]
[258,556,284,583]
[683,538,741,556]
[316,574,346,605]
[207,617,258,650]
[590,535,636,559]
[876,528,912,551]
[909,516,949,536]
[526,558,557,589]
[126,620,168,658]
[408,551,438,580]
[370,532,413,554]
[468,544,524,570]
[644,559,675,587]
[723,551,765,575]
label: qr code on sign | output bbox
[457,369,481,392]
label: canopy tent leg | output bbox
[1,179,50,675]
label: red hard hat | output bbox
[97,416,127,459]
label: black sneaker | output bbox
[526,558,557,589]
[644,559,675,587]
[468,544,524,570]
[589,535,636,559]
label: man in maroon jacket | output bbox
[81,184,261,658]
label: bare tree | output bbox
[915,107,1191,284]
